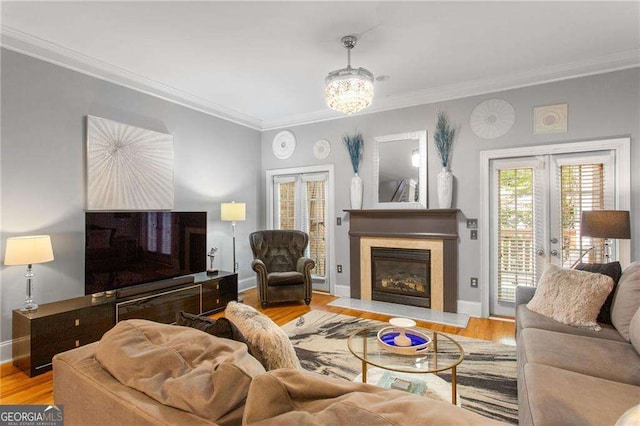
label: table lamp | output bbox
[4,235,54,312]
[221,202,246,273]
[580,210,631,262]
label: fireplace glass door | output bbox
[371,247,430,308]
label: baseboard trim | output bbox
[457,300,483,318]
[1,339,13,364]
[238,276,256,293]
[333,285,350,298]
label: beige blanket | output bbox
[243,369,503,425]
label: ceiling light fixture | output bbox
[325,35,374,115]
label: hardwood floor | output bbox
[0,289,514,406]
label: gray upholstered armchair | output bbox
[249,230,315,308]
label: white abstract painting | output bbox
[87,116,174,210]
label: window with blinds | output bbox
[560,163,606,266]
[497,168,535,302]
[277,181,296,230]
[305,180,327,277]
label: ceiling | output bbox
[2,2,639,130]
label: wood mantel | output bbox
[345,209,459,313]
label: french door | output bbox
[489,150,615,316]
[272,172,330,292]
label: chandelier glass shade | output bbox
[325,36,374,115]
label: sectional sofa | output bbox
[516,262,640,425]
[53,316,502,426]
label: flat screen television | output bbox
[85,211,207,295]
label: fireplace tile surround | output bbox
[346,209,459,313]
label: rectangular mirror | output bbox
[373,131,427,209]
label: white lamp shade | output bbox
[4,235,54,265]
[221,202,246,222]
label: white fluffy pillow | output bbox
[527,263,614,330]
[225,301,302,371]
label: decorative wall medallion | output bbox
[469,98,515,139]
[534,103,568,134]
[313,139,331,160]
[86,116,174,210]
[272,130,296,159]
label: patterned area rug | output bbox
[282,310,518,424]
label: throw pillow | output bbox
[96,319,265,423]
[628,307,640,355]
[175,311,236,340]
[527,263,614,330]
[616,404,640,426]
[574,261,622,324]
[175,311,262,361]
[611,262,640,341]
[224,301,302,371]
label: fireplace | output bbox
[347,209,459,312]
[371,247,431,308]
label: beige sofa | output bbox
[515,262,640,426]
[53,319,502,426]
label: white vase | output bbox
[437,167,453,209]
[350,173,363,209]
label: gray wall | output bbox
[261,68,639,305]
[1,47,637,361]
[0,49,262,359]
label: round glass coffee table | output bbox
[347,327,464,404]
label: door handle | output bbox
[550,249,559,257]
[537,249,545,256]
[550,238,558,244]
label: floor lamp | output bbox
[221,202,246,300]
[4,235,54,312]
[579,210,630,263]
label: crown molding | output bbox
[261,49,640,130]
[2,26,637,132]
[0,26,263,130]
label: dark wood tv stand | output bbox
[12,271,238,377]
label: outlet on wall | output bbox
[470,277,478,288]
[337,265,342,273]
[470,230,478,240]
[337,217,342,226]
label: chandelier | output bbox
[325,35,374,115]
